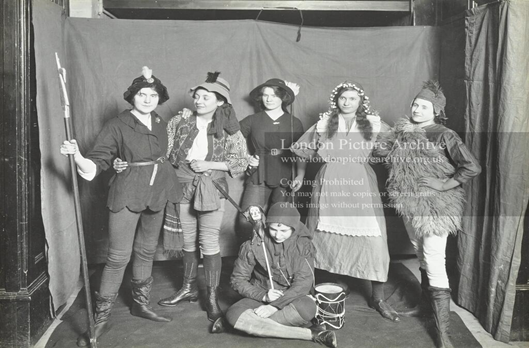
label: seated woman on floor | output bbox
[211,202,337,348]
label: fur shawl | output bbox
[373,118,465,237]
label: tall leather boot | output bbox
[429,286,454,348]
[130,276,172,322]
[76,292,117,347]
[400,267,433,317]
[158,251,199,306]
[204,253,222,322]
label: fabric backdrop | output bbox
[32,0,81,313]
[455,0,529,342]
[33,0,440,310]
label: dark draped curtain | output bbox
[455,0,529,342]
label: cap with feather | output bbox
[123,66,169,105]
[189,71,231,104]
[413,80,446,115]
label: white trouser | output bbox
[403,218,450,289]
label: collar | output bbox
[118,110,162,135]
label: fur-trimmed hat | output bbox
[189,72,232,104]
[123,66,169,105]
[249,78,296,106]
[413,80,446,115]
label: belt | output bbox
[128,157,166,166]
[127,157,165,186]
[256,149,285,156]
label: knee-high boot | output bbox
[429,286,454,348]
[158,251,199,306]
[204,253,222,322]
[76,292,118,347]
[130,276,172,322]
[400,267,433,317]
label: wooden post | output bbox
[0,0,53,346]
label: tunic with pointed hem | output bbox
[86,110,182,213]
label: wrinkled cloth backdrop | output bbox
[33,0,439,309]
[32,0,529,342]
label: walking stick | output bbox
[55,53,98,348]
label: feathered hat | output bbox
[413,80,446,115]
[189,71,232,104]
[249,78,297,105]
[123,66,169,105]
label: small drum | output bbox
[314,282,346,329]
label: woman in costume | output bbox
[372,81,481,348]
[291,81,399,321]
[156,72,248,322]
[238,79,306,237]
[211,202,337,348]
[60,67,183,346]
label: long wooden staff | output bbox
[55,53,98,348]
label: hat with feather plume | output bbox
[124,66,169,105]
[189,71,232,104]
[413,80,446,115]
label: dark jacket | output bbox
[239,111,304,187]
[422,123,481,184]
[230,221,315,309]
[87,110,182,212]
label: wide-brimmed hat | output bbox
[249,78,296,106]
[189,72,231,104]
[123,66,169,105]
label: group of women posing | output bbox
[61,66,480,348]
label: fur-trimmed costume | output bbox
[373,118,480,237]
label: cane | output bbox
[56,53,98,348]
